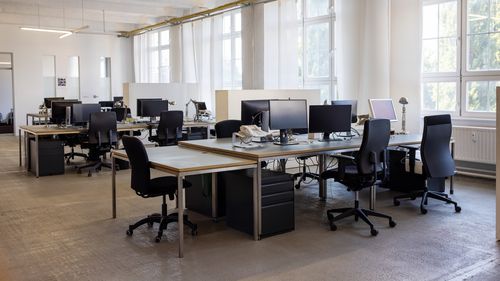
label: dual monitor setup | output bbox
[240,98,398,145]
[43,96,124,126]
[136,98,208,120]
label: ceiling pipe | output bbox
[119,0,255,38]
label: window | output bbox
[297,0,335,103]
[222,12,242,89]
[421,0,500,117]
[145,29,170,83]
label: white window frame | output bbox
[159,29,171,83]
[146,29,170,83]
[299,0,336,102]
[421,0,500,119]
[222,11,242,90]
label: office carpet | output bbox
[0,134,498,281]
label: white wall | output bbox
[0,25,133,134]
[0,69,13,120]
[390,0,422,134]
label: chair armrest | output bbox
[399,144,420,151]
[330,154,355,161]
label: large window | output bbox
[222,11,242,89]
[297,0,336,102]
[421,0,500,118]
[146,29,170,83]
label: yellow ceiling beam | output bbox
[120,0,254,38]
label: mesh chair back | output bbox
[157,110,183,142]
[421,114,455,178]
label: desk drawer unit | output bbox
[29,139,64,176]
[224,169,294,237]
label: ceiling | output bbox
[0,0,224,34]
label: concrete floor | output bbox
[0,134,498,281]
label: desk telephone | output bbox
[236,125,269,139]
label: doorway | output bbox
[0,53,14,134]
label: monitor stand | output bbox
[274,129,299,146]
[318,132,342,142]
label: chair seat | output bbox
[321,165,383,191]
[143,176,192,198]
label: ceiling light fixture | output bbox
[20,27,72,36]
[0,62,11,65]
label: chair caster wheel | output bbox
[420,207,428,214]
[393,200,400,206]
[455,206,461,213]
[155,237,161,243]
[294,184,300,189]
[354,215,359,222]
[87,172,92,177]
[327,212,334,221]
[389,220,396,228]
[370,229,379,236]
[329,222,337,231]
[147,221,154,228]
[126,229,133,236]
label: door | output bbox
[0,53,14,134]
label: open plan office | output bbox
[0,0,499,280]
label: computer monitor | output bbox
[241,100,270,131]
[44,97,64,109]
[98,101,114,108]
[195,101,207,111]
[51,100,81,125]
[309,105,352,141]
[113,96,123,102]
[137,98,162,116]
[72,104,101,125]
[332,100,358,123]
[369,99,398,122]
[141,100,169,118]
[268,99,308,145]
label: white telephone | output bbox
[236,125,269,139]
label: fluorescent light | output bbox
[59,32,73,39]
[0,62,11,65]
[20,27,72,38]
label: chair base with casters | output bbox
[393,188,461,214]
[327,190,396,236]
[126,194,198,242]
[292,156,319,189]
[76,149,115,177]
[64,147,87,164]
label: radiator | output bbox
[452,126,496,164]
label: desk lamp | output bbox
[399,97,408,134]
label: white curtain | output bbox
[336,0,391,115]
[133,33,149,83]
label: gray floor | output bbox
[0,134,498,281]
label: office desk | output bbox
[19,123,148,177]
[111,146,257,258]
[26,113,49,126]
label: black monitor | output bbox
[241,100,270,131]
[195,101,207,111]
[137,98,162,116]
[99,101,114,108]
[332,100,358,123]
[141,100,168,118]
[113,96,123,102]
[44,97,64,109]
[51,100,81,125]
[269,99,308,145]
[309,105,352,141]
[72,103,101,125]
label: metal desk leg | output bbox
[279,159,286,172]
[450,142,455,194]
[177,175,185,258]
[18,129,22,166]
[318,154,327,200]
[370,185,376,210]
[211,172,218,221]
[26,115,28,126]
[253,161,262,241]
[24,132,28,172]
[35,134,39,178]
[112,157,117,218]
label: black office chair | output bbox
[293,157,320,189]
[321,119,396,236]
[112,107,130,122]
[393,114,461,214]
[122,136,197,242]
[149,111,183,146]
[215,119,242,138]
[77,112,117,176]
[63,135,88,164]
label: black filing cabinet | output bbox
[185,174,226,218]
[29,139,65,176]
[223,169,294,237]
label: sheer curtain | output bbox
[133,33,149,83]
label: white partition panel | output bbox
[215,89,322,122]
[123,83,198,117]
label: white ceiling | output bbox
[0,0,223,34]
